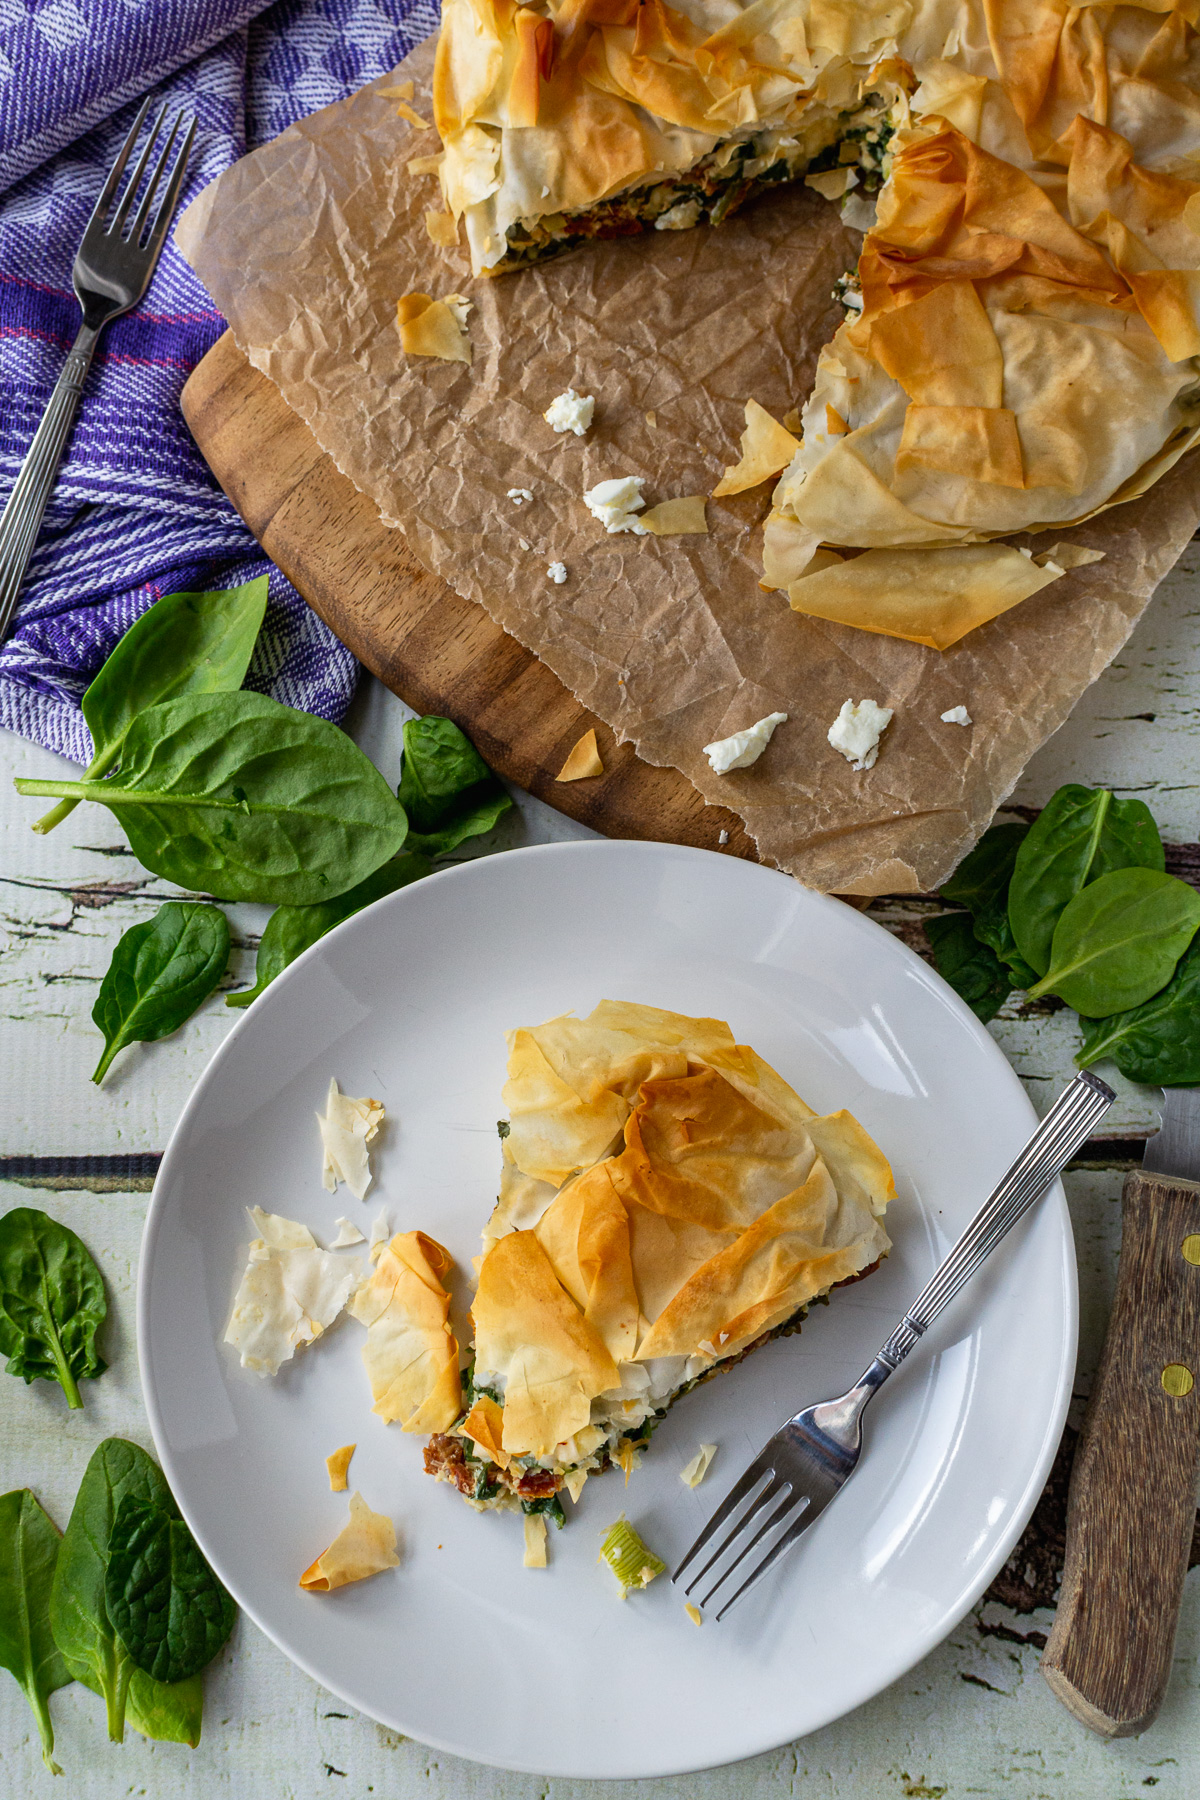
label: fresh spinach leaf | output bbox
[0,1209,106,1410]
[398,715,491,829]
[49,1440,172,1742]
[228,851,430,1008]
[0,1489,73,1774]
[64,1654,203,1748]
[942,823,1028,917]
[92,902,230,1084]
[1028,867,1200,1017]
[925,912,1012,1024]
[1077,933,1200,1085]
[105,1495,235,1685]
[1008,786,1164,977]
[46,1440,208,1745]
[398,715,512,855]
[405,789,513,858]
[33,576,268,835]
[123,1667,203,1746]
[941,822,1037,988]
[16,691,409,906]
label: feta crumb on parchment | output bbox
[828,698,893,771]
[507,487,534,504]
[941,705,972,727]
[585,475,648,534]
[547,561,568,583]
[703,711,788,775]
[318,1079,385,1200]
[543,389,595,436]
[518,537,530,550]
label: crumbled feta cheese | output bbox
[518,537,530,550]
[703,711,788,775]
[828,698,893,771]
[940,705,972,727]
[655,199,703,231]
[547,561,568,583]
[718,829,729,845]
[543,389,595,436]
[318,1079,385,1200]
[507,487,534,504]
[585,475,648,534]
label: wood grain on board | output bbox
[180,331,756,859]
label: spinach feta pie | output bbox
[424,1000,894,1522]
[429,0,1200,648]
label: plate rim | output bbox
[137,838,1077,1778]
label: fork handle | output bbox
[875,1071,1114,1372]
[1041,1169,1200,1737]
[0,322,99,643]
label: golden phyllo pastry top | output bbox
[472,1002,894,1458]
[770,107,1200,645]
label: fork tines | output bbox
[83,97,196,255]
[675,1458,814,1619]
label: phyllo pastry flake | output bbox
[424,1001,894,1517]
[348,1229,463,1432]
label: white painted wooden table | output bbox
[2,548,1199,1799]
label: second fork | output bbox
[0,97,195,643]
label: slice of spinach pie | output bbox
[423,999,894,1523]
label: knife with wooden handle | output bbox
[1042,1085,1200,1737]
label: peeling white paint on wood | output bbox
[2,549,1199,1797]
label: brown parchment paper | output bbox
[176,38,1200,895]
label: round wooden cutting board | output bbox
[180,332,757,859]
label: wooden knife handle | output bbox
[1042,1168,1200,1736]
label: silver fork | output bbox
[0,98,196,643]
[675,1069,1115,1619]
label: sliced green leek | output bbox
[599,1517,666,1598]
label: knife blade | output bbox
[1143,1086,1200,1182]
[1043,1085,1200,1737]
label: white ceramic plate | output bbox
[139,841,1075,1779]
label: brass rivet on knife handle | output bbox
[1042,1166,1200,1738]
[1182,1234,1200,1265]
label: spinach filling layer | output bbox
[495,99,896,273]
